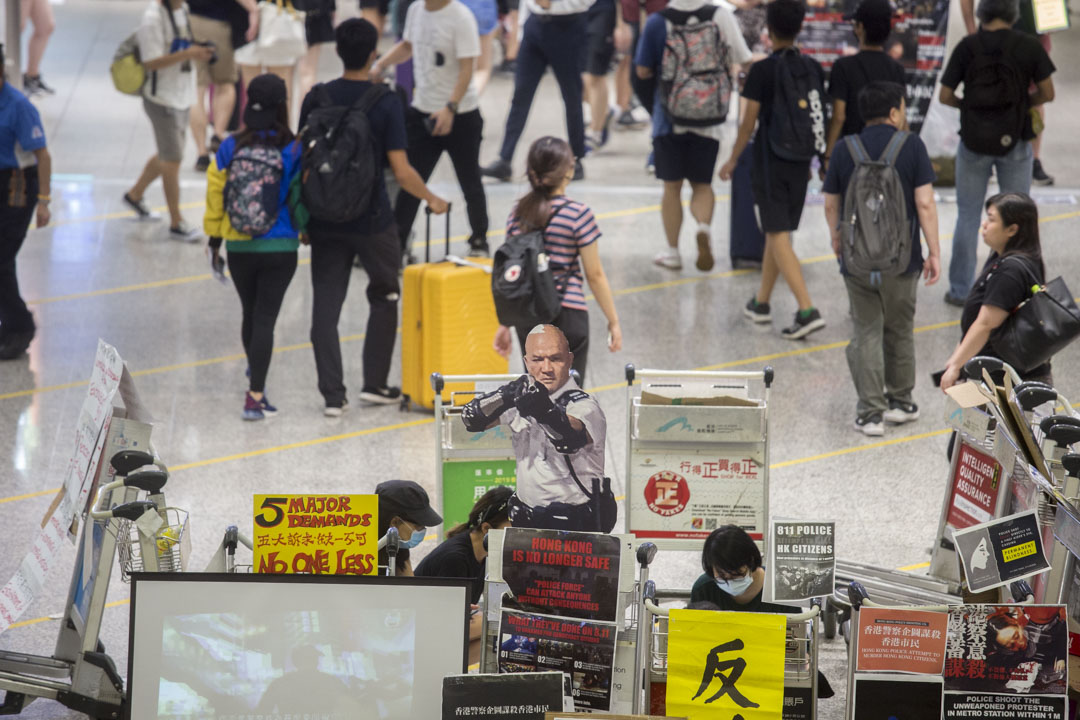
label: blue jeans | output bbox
[948,140,1033,298]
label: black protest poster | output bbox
[769,521,835,602]
[501,529,622,622]
[498,606,618,712]
[852,675,943,720]
[944,693,1065,720]
[442,672,568,720]
[954,511,1050,593]
[782,685,813,720]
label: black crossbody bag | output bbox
[989,256,1080,374]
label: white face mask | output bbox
[715,573,754,597]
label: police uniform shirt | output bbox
[500,378,606,508]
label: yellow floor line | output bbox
[896,561,932,572]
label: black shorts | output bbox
[653,132,720,184]
[497,0,519,13]
[305,13,334,44]
[751,151,811,233]
[583,2,616,76]
[360,0,390,15]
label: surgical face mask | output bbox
[401,524,427,549]
[715,573,754,597]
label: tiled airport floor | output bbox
[2,2,1080,718]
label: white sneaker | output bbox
[324,401,350,417]
[695,223,714,272]
[169,220,201,243]
[854,413,885,437]
[883,400,920,424]
[653,248,682,270]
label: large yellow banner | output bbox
[667,610,786,720]
[253,494,378,575]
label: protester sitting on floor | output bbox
[415,485,513,639]
[376,479,443,576]
[690,525,768,610]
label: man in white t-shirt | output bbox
[634,0,751,273]
[123,0,213,241]
[373,0,490,259]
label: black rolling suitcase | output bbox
[729,141,764,268]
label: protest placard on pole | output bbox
[253,494,378,575]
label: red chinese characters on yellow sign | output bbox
[253,494,378,576]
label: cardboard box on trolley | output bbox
[634,381,765,444]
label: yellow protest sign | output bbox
[667,610,786,720]
[253,494,378,575]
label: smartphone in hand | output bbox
[931,369,945,388]
[423,114,437,135]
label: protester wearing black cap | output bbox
[822,0,906,175]
[376,479,444,576]
[204,74,303,421]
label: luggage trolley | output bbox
[841,579,1034,720]
[624,365,773,550]
[637,582,820,717]
[0,450,189,718]
[431,372,520,536]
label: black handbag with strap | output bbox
[989,256,1080,374]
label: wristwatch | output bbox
[446,101,459,114]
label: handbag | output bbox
[255,0,307,63]
[989,256,1080,374]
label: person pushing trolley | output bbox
[461,324,616,533]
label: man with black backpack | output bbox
[298,19,448,415]
[718,0,827,340]
[633,0,752,273]
[823,82,941,436]
[938,0,1054,306]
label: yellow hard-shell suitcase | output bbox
[401,208,508,409]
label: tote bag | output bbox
[990,257,1080,374]
[255,0,306,65]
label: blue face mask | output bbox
[401,525,427,549]
[715,573,754,597]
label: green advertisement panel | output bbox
[442,459,517,537]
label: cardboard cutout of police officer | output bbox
[462,324,616,533]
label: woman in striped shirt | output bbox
[494,136,622,383]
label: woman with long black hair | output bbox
[204,73,303,420]
[941,192,1051,389]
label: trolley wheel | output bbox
[823,599,838,640]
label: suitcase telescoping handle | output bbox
[424,203,452,263]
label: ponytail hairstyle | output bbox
[985,192,1045,281]
[515,136,575,232]
[447,486,514,538]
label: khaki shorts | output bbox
[143,98,189,164]
[190,15,239,86]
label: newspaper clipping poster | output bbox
[954,511,1050,593]
[856,607,948,675]
[768,520,835,602]
[945,605,1067,714]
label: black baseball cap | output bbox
[376,480,443,527]
[243,74,287,130]
[843,0,895,23]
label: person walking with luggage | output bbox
[822,0,906,173]
[299,19,448,416]
[462,324,616,533]
[492,136,622,383]
[822,82,941,436]
[372,0,491,259]
[123,0,215,241]
[938,0,1054,306]
[204,74,301,420]
[718,0,827,340]
[479,0,596,182]
[940,193,1052,389]
[634,0,751,272]
[0,42,51,360]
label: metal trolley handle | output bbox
[89,468,168,520]
[642,598,820,623]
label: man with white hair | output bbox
[461,324,615,532]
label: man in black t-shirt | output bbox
[718,0,827,341]
[299,20,448,415]
[824,0,906,170]
[938,0,1054,305]
[823,82,941,436]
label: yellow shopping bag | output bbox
[666,610,786,720]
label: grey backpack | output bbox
[840,131,911,283]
